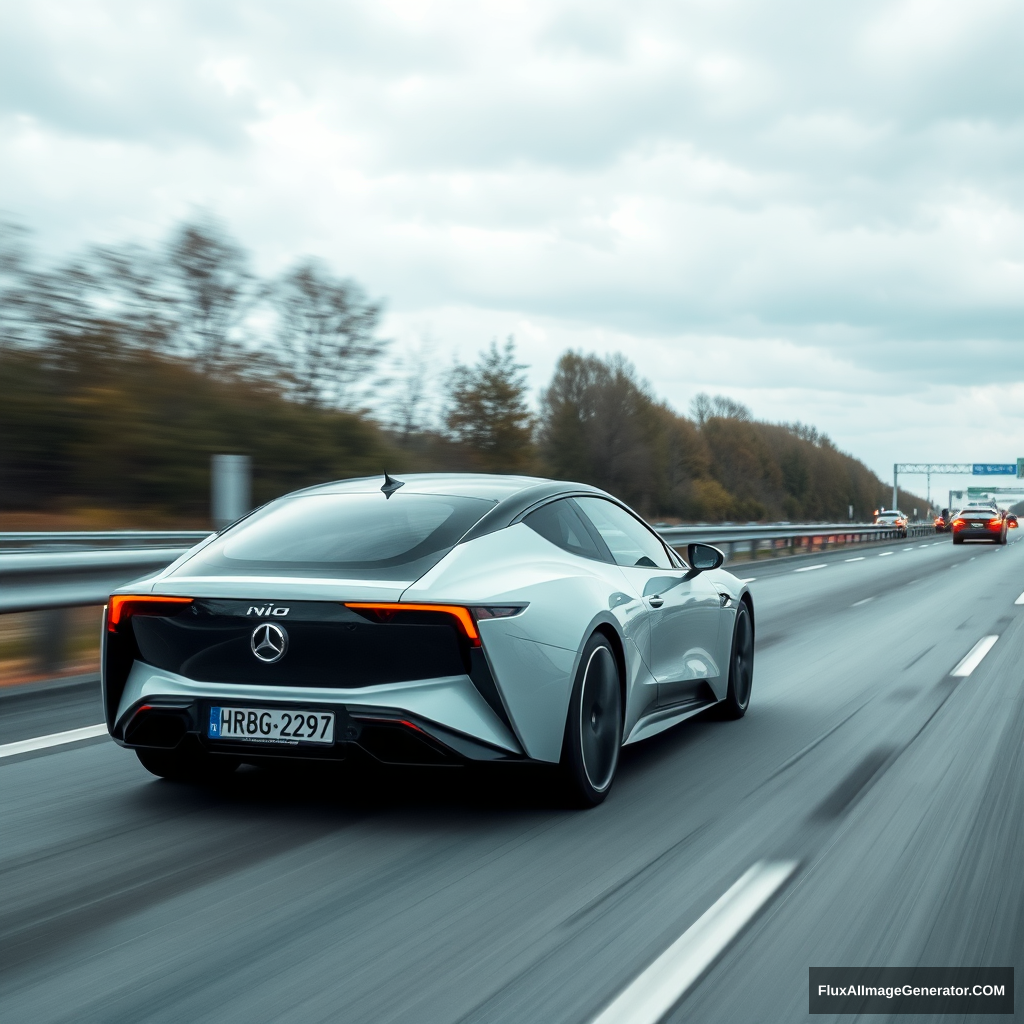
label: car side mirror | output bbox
[687,543,724,573]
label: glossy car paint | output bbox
[104,475,750,765]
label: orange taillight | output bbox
[107,595,193,631]
[344,603,481,646]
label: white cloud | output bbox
[0,0,1021,485]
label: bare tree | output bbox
[392,334,436,441]
[0,221,35,349]
[166,221,253,373]
[89,243,179,354]
[689,392,713,426]
[272,258,386,409]
[690,391,751,425]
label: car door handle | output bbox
[648,596,664,608]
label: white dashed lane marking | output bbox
[845,557,865,562]
[589,861,799,1024]
[852,598,874,607]
[951,636,999,678]
[794,564,827,573]
[1016,590,1024,606]
[0,724,108,761]
[878,552,894,557]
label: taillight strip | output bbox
[107,595,193,630]
[344,602,481,646]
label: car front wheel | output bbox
[560,634,622,807]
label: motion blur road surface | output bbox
[3,534,1023,1023]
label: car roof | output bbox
[290,472,604,503]
[280,472,640,543]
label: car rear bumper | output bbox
[111,661,526,764]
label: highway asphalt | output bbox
[2,531,1022,1022]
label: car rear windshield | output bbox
[173,491,495,581]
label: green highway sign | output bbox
[967,486,1024,497]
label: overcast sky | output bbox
[2,0,1021,503]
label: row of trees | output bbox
[445,343,916,521]
[1,218,921,523]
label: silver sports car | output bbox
[104,474,754,805]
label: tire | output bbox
[136,745,239,783]
[953,536,963,545]
[718,601,754,719]
[560,634,622,807]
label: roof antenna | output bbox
[381,472,405,499]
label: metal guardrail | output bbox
[0,532,212,614]
[0,546,198,614]
[0,530,211,550]
[658,522,936,557]
[0,523,938,615]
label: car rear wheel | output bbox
[136,745,240,783]
[718,601,754,719]
[953,536,963,545]
[560,634,622,807]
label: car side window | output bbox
[523,499,609,562]
[574,497,673,569]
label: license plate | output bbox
[208,706,335,745]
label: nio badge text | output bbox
[251,622,289,663]
[247,606,290,616]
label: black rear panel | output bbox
[130,600,467,687]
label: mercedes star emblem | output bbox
[251,622,288,663]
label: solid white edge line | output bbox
[0,723,108,760]
[1015,591,1024,606]
[951,636,999,678]
[589,860,799,1024]
[845,557,865,562]
[793,564,827,573]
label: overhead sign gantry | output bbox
[892,461,1024,512]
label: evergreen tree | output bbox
[445,338,535,472]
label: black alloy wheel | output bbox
[718,601,754,719]
[561,634,622,807]
[136,744,240,783]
